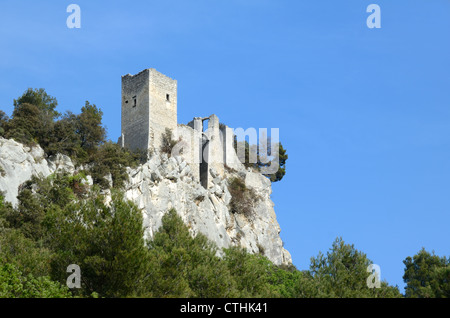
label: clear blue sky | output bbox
[1,1,449,292]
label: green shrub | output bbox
[228,177,259,219]
[146,209,238,298]
[0,262,71,298]
[160,128,177,156]
[89,141,141,189]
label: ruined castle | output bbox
[0,68,291,265]
[119,68,243,189]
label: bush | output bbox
[47,190,150,297]
[0,263,71,298]
[146,209,238,298]
[223,247,277,297]
[0,228,53,278]
[228,177,259,219]
[1,175,407,298]
[160,128,177,156]
[1,90,143,190]
[89,141,141,189]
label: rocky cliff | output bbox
[0,137,291,265]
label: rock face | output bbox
[0,137,292,265]
[0,138,73,206]
[124,154,292,265]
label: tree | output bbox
[5,89,59,149]
[89,141,140,189]
[403,248,450,298]
[0,228,53,278]
[307,237,401,298]
[0,262,71,298]
[47,189,150,297]
[2,173,153,297]
[46,111,83,158]
[233,136,288,182]
[266,263,318,298]
[13,189,46,241]
[1,193,53,279]
[146,209,238,298]
[4,103,42,146]
[13,88,59,119]
[5,93,108,166]
[223,247,278,297]
[77,101,106,157]
[430,266,450,298]
[0,192,12,219]
[0,110,8,137]
[261,142,287,182]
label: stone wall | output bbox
[121,69,150,151]
[177,115,245,189]
[121,68,177,153]
[121,69,245,191]
[222,125,244,171]
[206,115,224,185]
[176,124,201,182]
[148,69,177,152]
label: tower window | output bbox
[133,96,137,107]
[166,94,170,102]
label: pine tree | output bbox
[403,248,450,298]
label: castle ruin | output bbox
[120,68,243,189]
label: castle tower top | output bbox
[120,68,177,152]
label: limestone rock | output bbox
[0,138,79,206]
[0,138,52,206]
[48,153,75,174]
[123,153,292,265]
[0,137,292,266]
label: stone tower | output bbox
[120,68,177,152]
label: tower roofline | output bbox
[121,68,176,81]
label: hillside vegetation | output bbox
[0,89,448,298]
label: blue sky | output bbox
[1,1,449,292]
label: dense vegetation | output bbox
[0,176,402,298]
[403,249,450,298]
[0,89,448,298]
[0,88,145,188]
[1,173,447,298]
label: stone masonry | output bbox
[120,68,177,152]
[121,68,242,189]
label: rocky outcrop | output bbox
[0,138,73,206]
[124,153,292,265]
[0,137,292,265]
